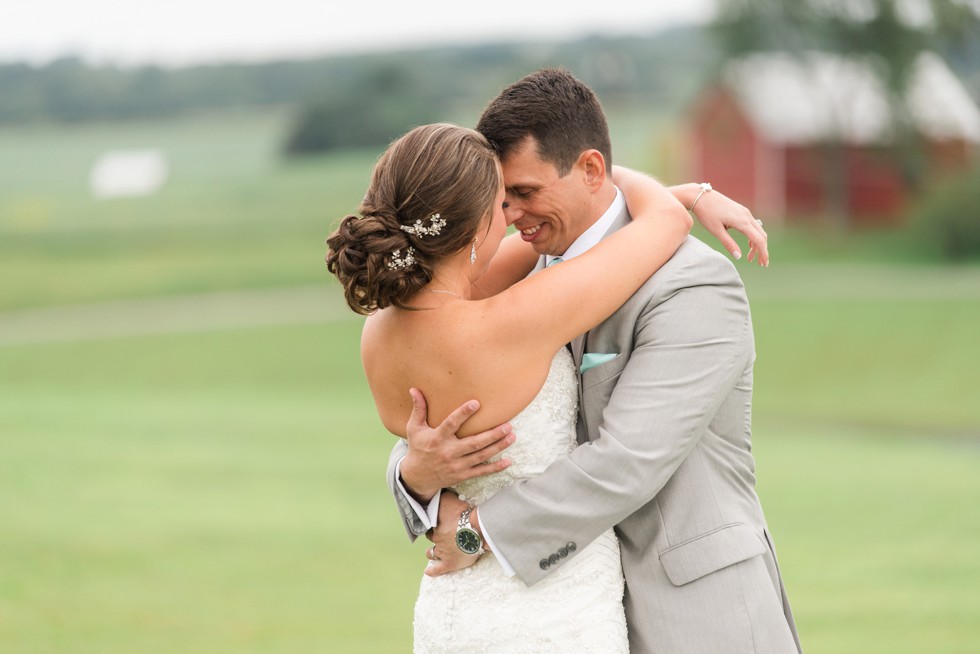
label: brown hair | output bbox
[326,123,501,315]
[476,67,612,175]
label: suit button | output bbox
[567,542,577,552]
[539,559,550,570]
[558,547,568,558]
[548,554,559,566]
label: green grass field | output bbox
[1,110,978,653]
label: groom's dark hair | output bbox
[476,67,612,176]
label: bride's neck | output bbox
[427,253,476,299]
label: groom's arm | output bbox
[454,249,753,585]
[386,392,516,542]
[386,439,434,540]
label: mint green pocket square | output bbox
[580,352,618,374]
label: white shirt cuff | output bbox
[479,511,516,577]
[395,457,441,529]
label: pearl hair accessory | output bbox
[387,247,417,270]
[400,213,446,238]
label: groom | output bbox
[388,68,802,653]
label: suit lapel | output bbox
[571,333,586,369]
[575,203,632,441]
[572,203,631,373]
[529,202,631,375]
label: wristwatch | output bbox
[455,507,485,556]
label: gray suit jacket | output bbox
[387,208,802,653]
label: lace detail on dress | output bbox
[453,348,579,506]
[414,348,629,653]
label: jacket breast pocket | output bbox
[581,352,627,390]
[658,523,767,587]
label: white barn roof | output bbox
[722,51,980,146]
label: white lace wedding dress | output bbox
[413,348,629,653]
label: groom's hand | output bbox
[424,492,483,577]
[400,388,516,502]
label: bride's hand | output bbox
[687,186,769,266]
[400,388,516,502]
[612,167,768,266]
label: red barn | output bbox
[688,52,980,225]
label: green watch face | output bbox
[455,527,482,555]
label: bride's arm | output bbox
[666,178,769,266]
[614,167,769,266]
[484,155,692,355]
[470,170,770,300]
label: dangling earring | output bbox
[470,238,478,265]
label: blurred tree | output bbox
[281,63,444,155]
[0,30,719,128]
[710,0,980,227]
[908,161,980,259]
[713,0,979,84]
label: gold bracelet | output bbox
[689,182,712,212]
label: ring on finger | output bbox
[756,219,763,226]
[427,546,440,561]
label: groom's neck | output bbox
[578,183,618,236]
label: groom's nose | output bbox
[503,198,521,225]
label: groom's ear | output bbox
[577,149,607,190]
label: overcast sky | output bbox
[0,1,715,67]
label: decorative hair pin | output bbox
[387,247,417,270]
[400,213,446,238]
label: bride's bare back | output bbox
[362,296,557,437]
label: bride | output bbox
[326,122,764,651]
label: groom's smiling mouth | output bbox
[519,224,544,241]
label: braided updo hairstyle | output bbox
[326,123,502,315]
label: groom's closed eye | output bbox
[509,187,535,200]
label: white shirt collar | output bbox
[545,187,624,266]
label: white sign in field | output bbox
[89,150,169,199]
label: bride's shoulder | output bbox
[361,306,477,377]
